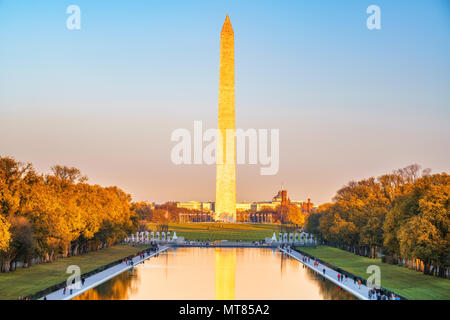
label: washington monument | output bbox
[215,14,236,222]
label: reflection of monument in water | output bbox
[215,14,237,223]
[214,248,236,300]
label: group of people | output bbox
[123,246,159,267]
[62,277,86,296]
[337,273,348,283]
[286,247,393,297]
[300,255,312,269]
[368,288,400,300]
[302,254,365,290]
[123,257,134,266]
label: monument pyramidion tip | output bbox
[221,13,234,34]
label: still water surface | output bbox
[75,247,356,300]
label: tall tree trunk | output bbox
[73,243,79,256]
[2,259,11,273]
[438,266,446,278]
[424,261,431,275]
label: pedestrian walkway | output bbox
[43,245,170,300]
[175,241,276,248]
[279,246,370,300]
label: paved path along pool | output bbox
[43,246,170,300]
[279,247,370,300]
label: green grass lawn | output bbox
[0,244,148,300]
[146,222,279,241]
[299,246,450,300]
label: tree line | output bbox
[0,156,138,273]
[132,202,194,226]
[304,164,449,278]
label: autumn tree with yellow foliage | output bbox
[305,165,449,278]
[0,216,10,252]
[0,156,138,273]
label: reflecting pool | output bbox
[74,247,356,300]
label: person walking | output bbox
[63,286,66,295]
[358,279,361,289]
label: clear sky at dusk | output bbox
[1,0,449,204]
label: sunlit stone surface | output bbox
[215,14,236,222]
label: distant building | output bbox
[176,201,202,211]
[178,212,214,223]
[291,198,314,214]
[176,201,214,212]
[237,211,274,224]
[201,202,214,212]
[236,202,252,211]
[301,198,314,214]
[175,189,314,223]
[251,202,279,211]
[272,190,288,206]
